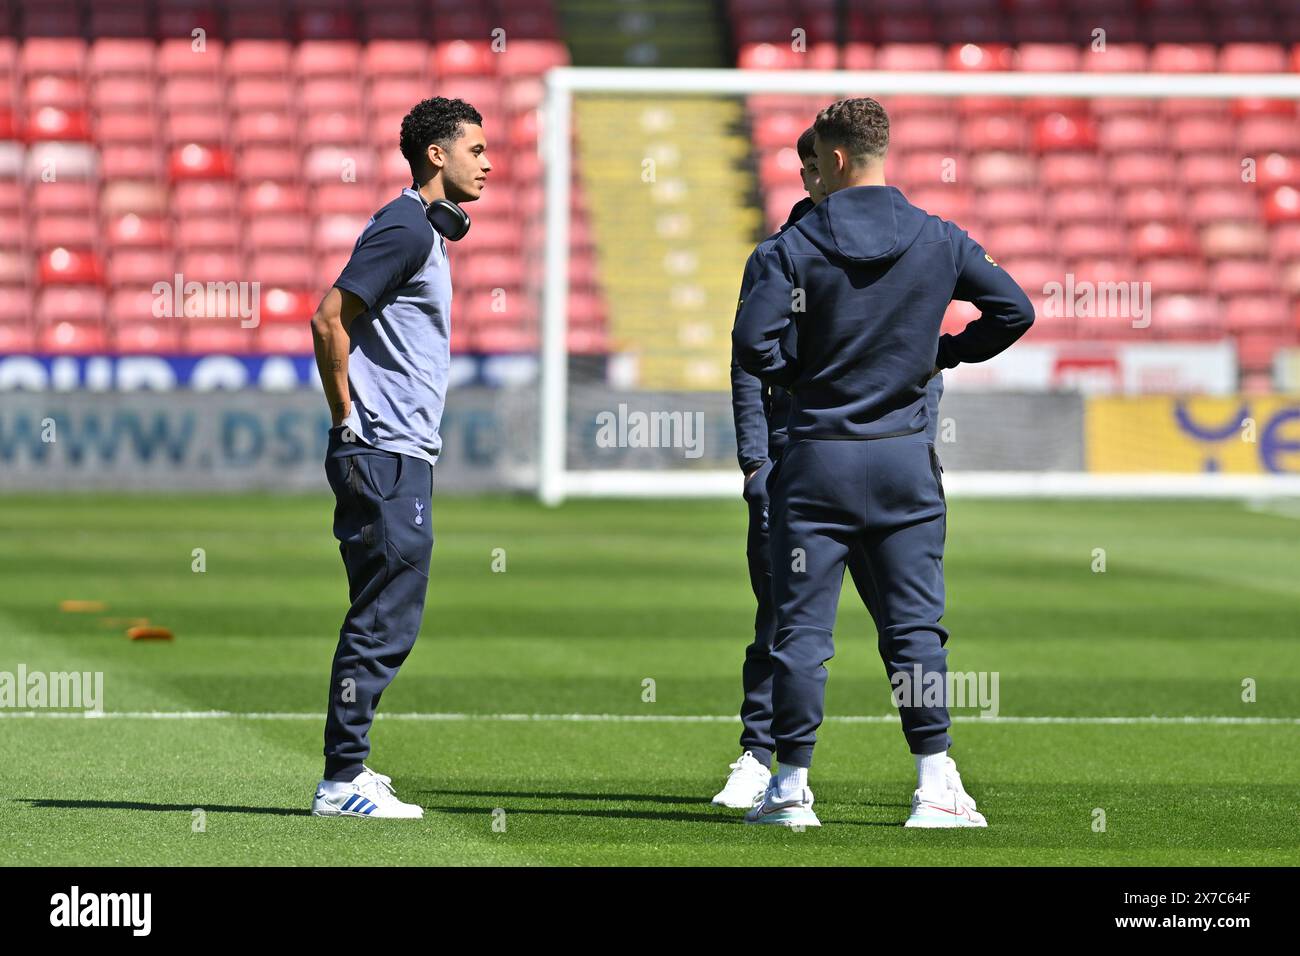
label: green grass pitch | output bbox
[1,493,1297,865]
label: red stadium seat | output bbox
[313,183,380,215]
[169,144,234,180]
[304,147,379,186]
[95,111,158,146]
[20,39,87,77]
[233,111,296,147]
[1263,185,1300,224]
[100,180,167,217]
[1080,44,1149,72]
[978,186,1045,223]
[39,318,109,354]
[1212,259,1279,295]
[183,322,258,355]
[1131,222,1197,258]
[38,247,103,284]
[1060,224,1127,259]
[301,112,364,147]
[241,182,309,216]
[25,75,87,111]
[1039,152,1105,186]
[224,41,291,78]
[258,287,314,323]
[30,181,96,216]
[1143,258,1206,294]
[1219,43,1287,73]
[370,78,433,113]
[737,43,803,70]
[906,186,972,223]
[245,215,312,252]
[257,322,314,352]
[25,106,91,141]
[1189,187,1259,224]
[157,39,224,77]
[1151,295,1223,338]
[108,250,175,287]
[875,44,945,71]
[161,77,224,112]
[1257,152,1300,187]
[314,214,368,252]
[987,223,1055,257]
[1200,222,1270,258]
[969,152,1036,187]
[114,319,184,354]
[362,40,430,79]
[962,114,1029,151]
[88,39,155,78]
[498,40,569,77]
[1034,112,1098,151]
[105,213,169,249]
[248,252,314,287]
[1150,44,1217,73]
[180,250,240,281]
[230,78,293,112]
[36,285,105,325]
[301,77,364,115]
[946,42,1016,71]
[433,40,496,77]
[1017,43,1080,72]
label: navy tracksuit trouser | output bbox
[739,459,883,770]
[764,428,951,768]
[321,426,434,782]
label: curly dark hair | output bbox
[399,97,483,181]
[813,97,890,165]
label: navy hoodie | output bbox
[733,185,1034,441]
[730,198,811,474]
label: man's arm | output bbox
[935,230,1035,371]
[313,213,435,426]
[310,287,367,427]
[730,251,771,478]
[733,246,800,387]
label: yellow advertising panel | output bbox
[1086,396,1300,474]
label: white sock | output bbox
[775,764,808,798]
[916,751,949,793]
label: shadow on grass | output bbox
[423,787,909,811]
[426,803,896,827]
[19,798,307,817]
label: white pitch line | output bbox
[0,711,1296,726]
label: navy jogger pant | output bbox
[767,429,951,768]
[321,426,434,782]
[739,459,881,770]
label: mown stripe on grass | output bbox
[1,711,1297,725]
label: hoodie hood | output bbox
[780,196,815,232]
[792,185,928,263]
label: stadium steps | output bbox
[557,0,727,67]
[574,95,764,389]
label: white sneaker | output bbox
[942,756,977,808]
[311,766,424,819]
[744,782,821,827]
[711,750,772,809]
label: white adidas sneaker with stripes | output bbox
[311,767,424,819]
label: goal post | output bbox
[538,67,1300,505]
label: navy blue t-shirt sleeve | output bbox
[731,250,771,473]
[333,217,434,311]
[733,244,800,387]
[936,227,1035,370]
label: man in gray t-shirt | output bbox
[307,97,490,819]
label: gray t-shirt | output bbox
[333,187,450,465]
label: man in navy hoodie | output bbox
[733,98,1034,828]
[714,126,944,810]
